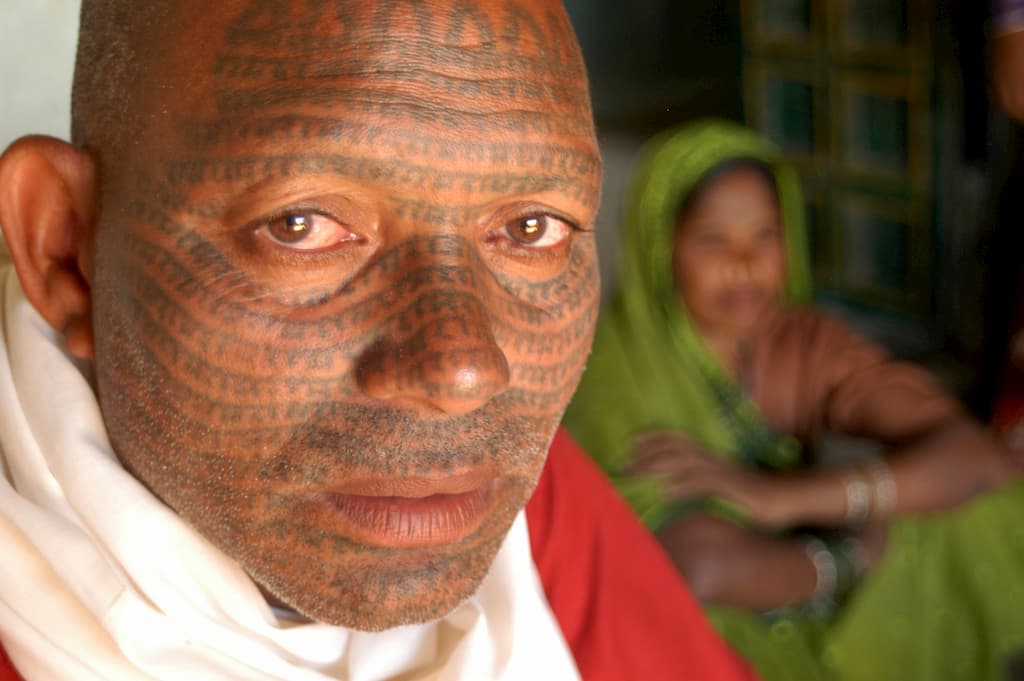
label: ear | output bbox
[0,136,98,358]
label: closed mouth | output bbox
[318,476,500,548]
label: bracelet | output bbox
[830,535,869,595]
[839,536,869,575]
[801,536,838,604]
[861,458,897,519]
[842,471,871,526]
[842,458,897,525]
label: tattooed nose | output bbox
[355,290,510,415]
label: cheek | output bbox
[89,220,365,519]
[94,254,348,431]
[675,252,721,313]
[760,247,787,294]
[497,241,600,405]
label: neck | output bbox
[700,332,746,379]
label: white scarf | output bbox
[0,266,579,681]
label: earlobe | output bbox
[0,136,98,358]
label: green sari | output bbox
[564,120,1024,681]
[564,119,813,528]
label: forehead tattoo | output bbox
[180,1,595,145]
[90,0,600,631]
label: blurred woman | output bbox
[564,120,1024,681]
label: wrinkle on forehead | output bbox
[118,0,600,207]
[167,0,591,116]
[77,0,597,194]
[116,0,601,195]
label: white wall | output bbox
[0,1,81,149]
[0,1,80,259]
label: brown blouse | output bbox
[746,307,963,447]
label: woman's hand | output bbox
[630,430,797,529]
[656,514,817,608]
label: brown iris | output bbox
[269,215,312,244]
[508,216,546,244]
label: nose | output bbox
[355,284,510,416]
[724,247,757,282]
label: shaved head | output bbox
[63,0,600,630]
[73,2,166,149]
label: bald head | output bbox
[72,1,165,150]
[47,0,603,631]
[71,0,594,176]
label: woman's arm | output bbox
[631,419,1014,532]
[658,514,817,608]
[656,514,886,610]
[760,418,1014,529]
[750,311,1017,529]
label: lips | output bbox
[718,287,768,310]
[318,472,500,548]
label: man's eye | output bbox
[256,213,359,251]
[502,215,574,248]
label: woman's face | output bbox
[673,165,786,343]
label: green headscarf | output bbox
[563,119,813,529]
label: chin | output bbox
[289,534,506,631]
[244,505,517,631]
[729,302,778,335]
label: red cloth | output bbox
[0,429,757,681]
[0,647,17,681]
[527,428,758,681]
[993,393,1024,469]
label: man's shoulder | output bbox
[0,256,22,681]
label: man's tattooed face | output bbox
[90,0,600,630]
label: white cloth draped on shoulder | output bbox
[0,266,579,681]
